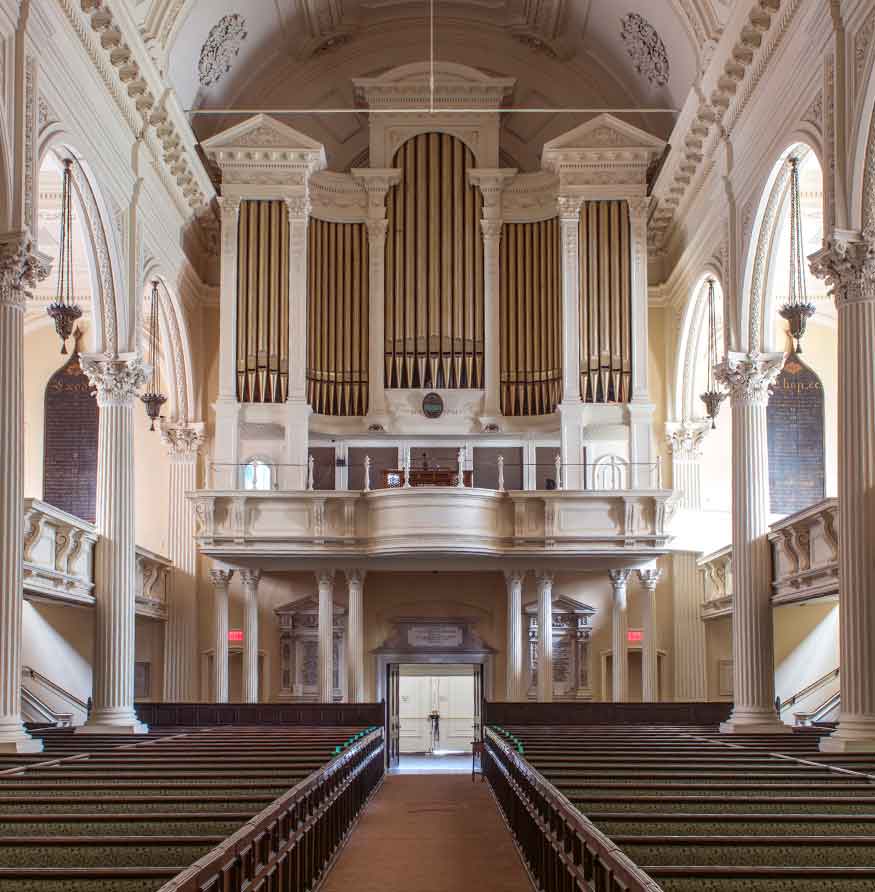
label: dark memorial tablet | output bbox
[767,352,825,515]
[422,392,444,419]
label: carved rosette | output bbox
[809,238,875,305]
[714,353,783,406]
[81,356,149,408]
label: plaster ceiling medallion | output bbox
[620,12,670,88]
[198,14,248,88]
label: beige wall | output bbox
[773,601,838,705]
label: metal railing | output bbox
[779,667,839,713]
[157,727,384,892]
[21,666,89,713]
[484,727,661,892]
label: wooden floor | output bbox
[320,772,533,892]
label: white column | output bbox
[666,422,710,510]
[536,570,554,702]
[214,196,242,491]
[240,570,261,703]
[505,570,525,701]
[284,197,312,490]
[210,569,232,703]
[557,197,584,490]
[638,568,662,702]
[79,355,149,734]
[317,569,335,702]
[672,552,707,701]
[469,170,516,424]
[161,423,204,701]
[0,233,42,753]
[715,352,788,733]
[813,239,875,751]
[351,169,401,428]
[610,569,632,702]
[345,569,366,703]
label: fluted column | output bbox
[345,569,366,703]
[505,570,525,701]
[161,423,204,702]
[210,569,232,703]
[0,233,42,753]
[240,570,261,703]
[610,570,631,702]
[813,239,875,751]
[317,569,335,702]
[638,568,662,702]
[351,169,401,427]
[79,355,149,734]
[715,352,788,733]
[666,422,710,511]
[536,571,554,702]
[672,552,707,701]
[469,169,515,422]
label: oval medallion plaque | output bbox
[422,392,444,419]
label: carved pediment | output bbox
[524,596,596,617]
[543,113,666,153]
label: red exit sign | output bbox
[627,630,643,642]
[228,629,244,643]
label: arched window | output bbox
[242,459,273,491]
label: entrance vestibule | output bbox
[398,664,477,754]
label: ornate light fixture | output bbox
[46,159,82,354]
[778,155,816,353]
[699,278,726,429]
[140,280,167,431]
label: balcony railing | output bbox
[698,543,733,621]
[189,486,675,558]
[135,547,172,620]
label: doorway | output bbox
[387,663,482,769]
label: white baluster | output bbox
[457,448,465,488]
[363,455,371,492]
[555,454,562,491]
[497,454,505,492]
[307,455,315,491]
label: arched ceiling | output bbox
[127,0,737,169]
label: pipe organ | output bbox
[578,201,633,404]
[500,218,562,416]
[307,220,369,416]
[204,63,663,488]
[236,200,290,403]
[384,133,484,390]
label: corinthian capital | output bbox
[80,353,149,407]
[160,421,205,456]
[809,236,875,304]
[557,195,583,221]
[714,351,783,405]
[0,231,49,306]
[665,421,710,458]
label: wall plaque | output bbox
[407,625,464,648]
[767,352,825,515]
[422,392,444,419]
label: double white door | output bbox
[398,674,475,753]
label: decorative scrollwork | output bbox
[620,13,670,88]
[198,15,247,88]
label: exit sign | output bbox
[228,629,244,643]
[627,630,643,642]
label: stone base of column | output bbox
[819,717,875,753]
[77,709,148,735]
[0,721,43,753]
[719,708,790,735]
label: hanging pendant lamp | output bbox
[778,156,816,353]
[140,280,167,431]
[699,278,726,429]
[46,159,83,354]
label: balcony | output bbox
[22,499,172,617]
[188,486,675,570]
[699,544,733,621]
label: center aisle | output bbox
[319,772,533,892]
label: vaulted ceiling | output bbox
[127,0,737,170]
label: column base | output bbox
[719,709,791,735]
[77,709,148,735]
[0,721,43,753]
[819,717,875,753]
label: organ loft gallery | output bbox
[0,0,873,890]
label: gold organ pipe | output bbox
[620,202,631,401]
[306,219,369,416]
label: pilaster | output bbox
[637,568,662,702]
[666,421,710,510]
[79,353,150,735]
[672,551,707,702]
[505,569,525,701]
[161,422,205,702]
[714,351,788,734]
[317,569,335,702]
[345,569,366,703]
